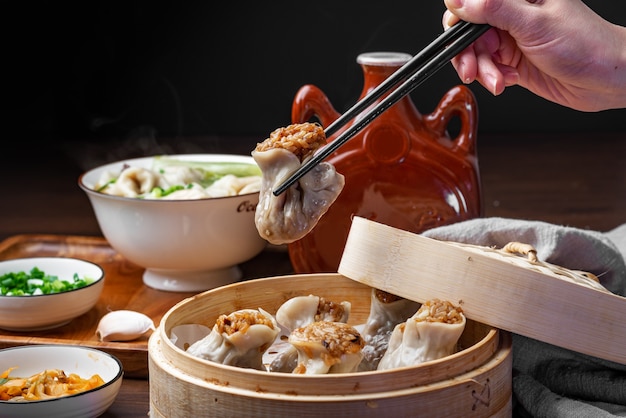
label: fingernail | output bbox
[448,0,464,8]
[445,12,457,28]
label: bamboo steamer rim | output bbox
[155,273,502,396]
[149,329,512,402]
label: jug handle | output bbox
[423,85,478,156]
[291,84,342,128]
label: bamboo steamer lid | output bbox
[338,216,626,365]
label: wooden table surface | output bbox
[1,132,624,417]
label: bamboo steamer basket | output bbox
[149,273,512,418]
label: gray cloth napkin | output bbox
[422,218,626,417]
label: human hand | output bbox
[443,0,626,111]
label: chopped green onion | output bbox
[0,267,95,296]
[150,185,186,198]
[96,178,116,192]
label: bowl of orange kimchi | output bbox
[0,344,123,418]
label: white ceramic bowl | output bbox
[78,154,266,292]
[0,257,105,331]
[0,344,123,418]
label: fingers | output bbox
[471,56,519,95]
[443,0,537,33]
[474,28,509,95]
[448,32,515,95]
[443,0,501,25]
[443,9,477,84]
[500,65,520,87]
[475,50,505,95]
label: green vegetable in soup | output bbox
[0,267,95,296]
[148,184,195,198]
[96,178,116,192]
[152,156,262,186]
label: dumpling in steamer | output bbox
[268,295,351,372]
[377,299,466,370]
[289,321,364,375]
[252,123,345,244]
[186,308,279,370]
[358,289,420,371]
[275,294,351,331]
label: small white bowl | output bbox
[0,344,123,418]
[0,257,105,331]
[78,154,266,292]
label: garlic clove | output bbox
[96,310,156,342]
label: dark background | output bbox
[10,1,626,156]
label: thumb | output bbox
[443,0,535,33]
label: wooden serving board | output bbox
[0,234,197,378]
[338,216,626,365]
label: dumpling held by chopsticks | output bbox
[252,123,345,245]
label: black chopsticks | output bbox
[272,21,490,197]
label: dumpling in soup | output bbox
[97,166,161,198]
[377,299,466,370]
[186,308,279,370]
[252,123,345,244]
[158,164,204,186]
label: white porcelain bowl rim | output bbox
[78,154,260,202]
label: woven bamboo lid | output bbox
[338,216,625,364]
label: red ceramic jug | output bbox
[288,52,482,273]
